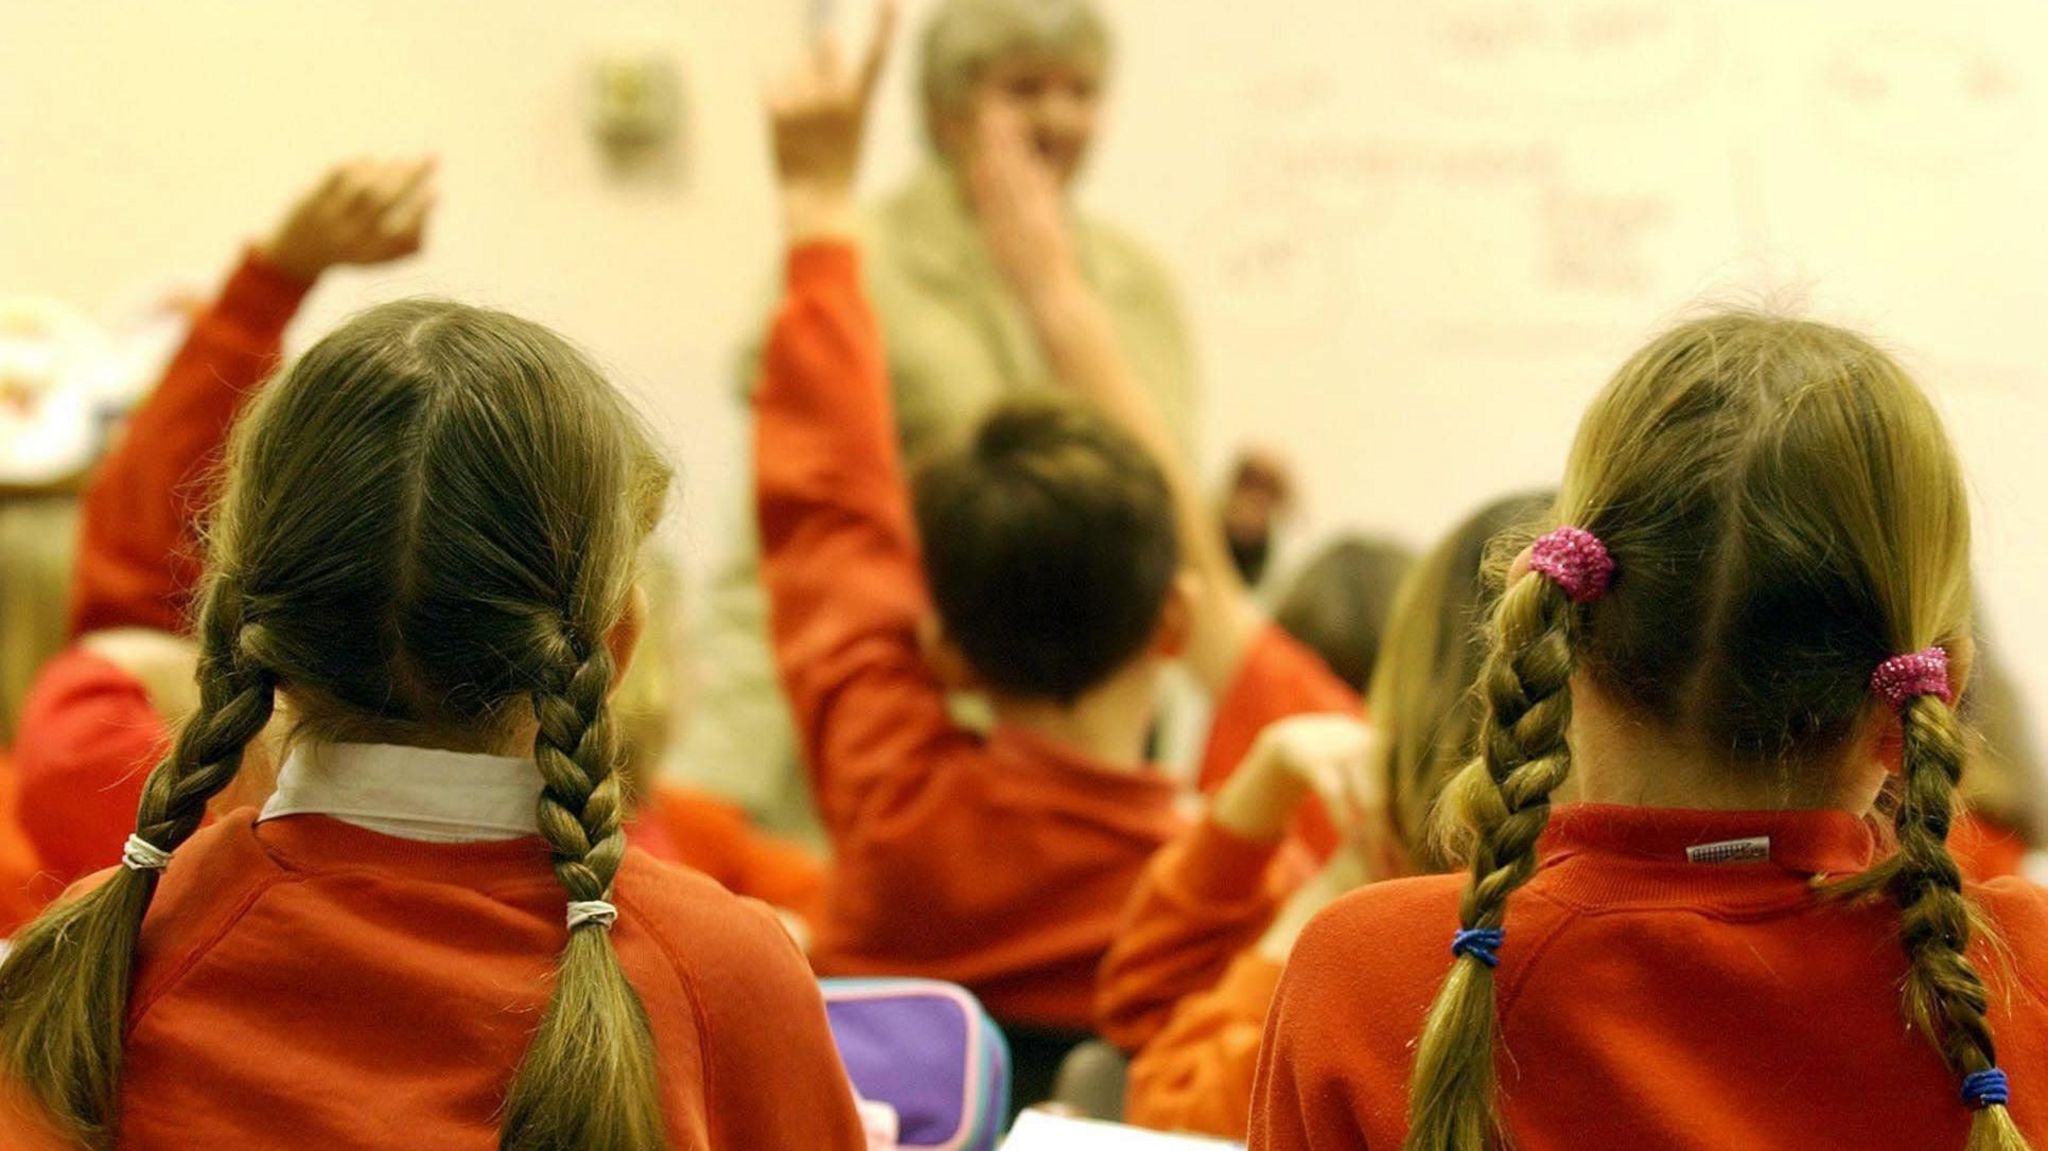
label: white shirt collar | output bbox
[258,741,543,844]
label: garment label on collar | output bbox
[1685,836,1771,865]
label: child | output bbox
[1096,494,1546,1138]
[613,548,826,938]
[10,174,829,935]
[13,159,437,884]
[959,96,1361,841]
[1270,535,1416,695]
[754,4,1351,1093]
[1250,315,2048,1150]
[0,218,863,1151]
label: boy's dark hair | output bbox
[913,397,1179,705]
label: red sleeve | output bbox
[11,647,168,883]
[68,250,309,638]
[1097,817,1310,1052]
[1200,626,1362,792]
[649,786,826,925]
[753,243,977,830]
[1199,625,1363,857]
[1125,952,1286,1139]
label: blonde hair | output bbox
[0,497,79,745]
[1404,313,2029,1151]
[1958,641,2043,848]
[1370,494,1548,873]
[0,300,676,1150]
[613,544,681,804]
[918,0,1110,150]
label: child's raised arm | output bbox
[757,6,980,822]
[768,7,895,247]
[70,157,436,642]
[21,159,434,881]
[964,108,1263,694]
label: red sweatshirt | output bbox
[757,244,1354,1029]
[1096,818,1307,1137]
[1097,818,1308,1054]
[756,243,1185,1029]
[1249,804,2048,1150]
[14,250,307,883]
[1090,633,1360,1134]
[0,753,56,935]
[1197,624,1360,858]
[628,784,827,927]
[0,811,866,1149]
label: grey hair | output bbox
[918,0,1113,152]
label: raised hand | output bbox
[767,2,896,243]
[1211,714,1387,851]
[967,97,1077,303]
[259,157,437,284]
[1256,842,1377,963]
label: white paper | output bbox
[1000,1112,1243,1151]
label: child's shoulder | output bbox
[1300,871,1474,965]
[1268,874,1481,1079]
[612,847,813,992]
[148,809,287,918]
[1969,875,2048,979]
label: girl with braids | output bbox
[0,256,863,1151]
[12,157,434,887]
[1249,315,2048,1151]
[1096,493,1549,1140]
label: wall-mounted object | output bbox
[587,54,682,172]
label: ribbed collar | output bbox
[1533,803,1879,910]
[258,741,543,844]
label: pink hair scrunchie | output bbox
[1528,526,1615,604]
[1871,647,1953,711]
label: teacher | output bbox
[680,0,1200,838]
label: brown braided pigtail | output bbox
[1837,679,2031,1151]
[0,578,275,1147]
[499,634,666,1151]
[1403,568,1581,1151]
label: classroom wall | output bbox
[5,0,2047,787]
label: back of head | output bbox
[1957,638,2044,848]
[1404,313,2028,1151]
[0,497,77,745]
[913,396,1178,706]
[0,299,676,1150]
[1272,536,1415,695]
[1365,494,1549,873]
[613,544,683,803]
[918,0,1111,148]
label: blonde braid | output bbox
[1404,572,1580,1151]
[500,634,666,1151]
[1884,695,2027,1150]
[0,578,275,1146]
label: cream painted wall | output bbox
[6,0,2048,790]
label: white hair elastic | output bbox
[567,900,618,931]
[121,834,173,872]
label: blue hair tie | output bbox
[1450,927,1504,968]
[1962,1069,2010,1110]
